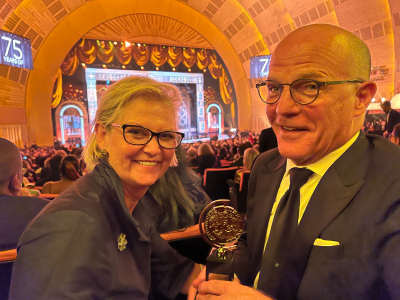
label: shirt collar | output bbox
[285,131,360,178]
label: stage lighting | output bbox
[381,98,386,102]
[156,67,159,71]
[125,41,131,47]
[141,66,144,70]
[122,65,126,69]
[188,68,191,72]
[172,68,176,71]
[102,64,106,68]
[81,63,86,67]
[203,68,206,72]
[138,43,141,47]
[372,98,376,102]
[114,41,117,45]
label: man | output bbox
[0,138,49,299]
[258,127,278,153]
[381,100,400,137]
[0,138,49,251]
[192,24,400,299]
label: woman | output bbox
[9,76,199,300]
[235,147,259,183]
[196,143,221,176]
[42,155,81,194]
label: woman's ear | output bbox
[95,123,108,151]
[354,81,377,117]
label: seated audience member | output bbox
[0,138,49,252]
[258,127,278,153]
[191,24,400,300]
[389,123,400,145]
[34,155,62,187]
[235,148,259,183]
[42,155,81,195]
[9,76,199,300]
[38,156,52,180]
[218,147,228,160]
[22,160,37,182]
[186,147,199,168]
[55,149,67,157]
[197,143,221,175]
[230,143,251,167]
[148,146,211,233]
[229,145,238,161]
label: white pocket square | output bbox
[313,238,340,246]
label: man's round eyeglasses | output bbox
[110,124,185,149]
[256,79,364,105]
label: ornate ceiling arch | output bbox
[0,0,399,144]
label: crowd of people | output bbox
[1,23,400,300]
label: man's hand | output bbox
[193,280,274,300]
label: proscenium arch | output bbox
[26,0,253,146]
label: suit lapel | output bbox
[279,133,369,299]
[248,154,286,282]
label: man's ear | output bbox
[8,173,21,196]
[354,81,377,117]
[95,123,108,151]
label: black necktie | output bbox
[258,167,314,298]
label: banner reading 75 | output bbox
[0,29,33,70]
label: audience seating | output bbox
[220,159,232,168]
[238,171,250,213]
[227,171,250,214]
[161,225,211,265]
[38,193,59,200]
[0,249,17,300]
[203,167,238,201]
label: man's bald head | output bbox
[0,138,22,189]
[272,24,371,81]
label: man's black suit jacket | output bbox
[386,109,400,134]
[234,133,400,300]
[0,195,49,251]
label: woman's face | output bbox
[100,98,176,192]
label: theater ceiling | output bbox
[0,0,399,144]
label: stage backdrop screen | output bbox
[0,29,33,70]
[250,55,271,79]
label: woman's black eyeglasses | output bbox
[110,124,184,149]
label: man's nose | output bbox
[275,86,301,116]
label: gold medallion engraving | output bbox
[204,206,243,245]
[199,199,244,248]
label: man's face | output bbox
[266,34,361,165]
[381,105,390,113]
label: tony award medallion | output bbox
[199,199,244,281]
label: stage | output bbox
[182,134,230,144]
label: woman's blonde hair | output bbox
[197,143,214,156]
[83,76,182,171]
[243,148,259,171]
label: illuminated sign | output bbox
[0,29,33,70]
[250,55,271,79]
